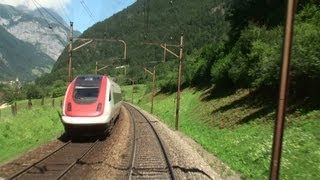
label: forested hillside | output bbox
[40,0,230,85]
[40,0,319,99]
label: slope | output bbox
[48,0,230,84]
[0,26,54,81]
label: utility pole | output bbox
[96,62,111,75]
[144,66,156,114]
[95,61,98,75]
[163,43,167,62]
[128,78,135,103]
[143,33,184,129]
[176,33,184,130]
[270,0,297,180]
[68,22,73,83]
[160,33,184,130]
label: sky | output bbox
[0,0,136,32]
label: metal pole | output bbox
[151,66,156,114]
[118,40,127,61]
[132,79,134,103]
[95,61,98,75]
[68,22,73,83]
[270,1,297,179]
[175,33,184,130]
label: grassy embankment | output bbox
[0,98,64,164]
[122,85,320,179]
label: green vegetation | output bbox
[0,97,64,163]
[1,0,318,179]
[122,85,320,179]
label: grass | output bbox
[122,85,320,179]
[0,97,64,164]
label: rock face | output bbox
[0,4,77,81]
[0,4,69,61]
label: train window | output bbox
[73,75,102,104]
[73,87,99,104]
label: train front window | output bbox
[73,87,99,104]
[73,75,102,104]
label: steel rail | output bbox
[125,105,137,180]
[8,141,71,180]
[57,139,99,179]
[124,103,176,180]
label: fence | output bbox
[0,98,63,119]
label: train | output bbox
[61,74,122,136]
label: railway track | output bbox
[8,138,100,180]
[124,103,176,180]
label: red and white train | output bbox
[61,75,122,135]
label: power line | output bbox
[80,0,96,23]
[32,0,67,28]
[30,0,52,29]
[58,0,71,22]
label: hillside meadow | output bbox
[0,98,64,163]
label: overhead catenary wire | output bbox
[32,0,67,28]
[80,0,96,23]
[30,0,52,29]
[58,0,71,23]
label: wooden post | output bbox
[41,97,44,106]
[52,98,55,107]
[11,104,16,116]
[14,102,17,115]
[27,99,32,110]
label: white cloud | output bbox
[0,0,71,11]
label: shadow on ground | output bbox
[199,86,320,127]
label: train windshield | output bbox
[73,76,102,104]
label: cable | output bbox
[58,0,71,23]
[80,0,96,23]
[33,0,67,28]
[30,0,52,29]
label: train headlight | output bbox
[96,103,102,112]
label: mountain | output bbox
[49,0,230,84]
[0,4,69,60]
[0,25,53,81]
[0,3,80,81]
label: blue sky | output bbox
[66,0,136,32]
[0,0,136,32]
